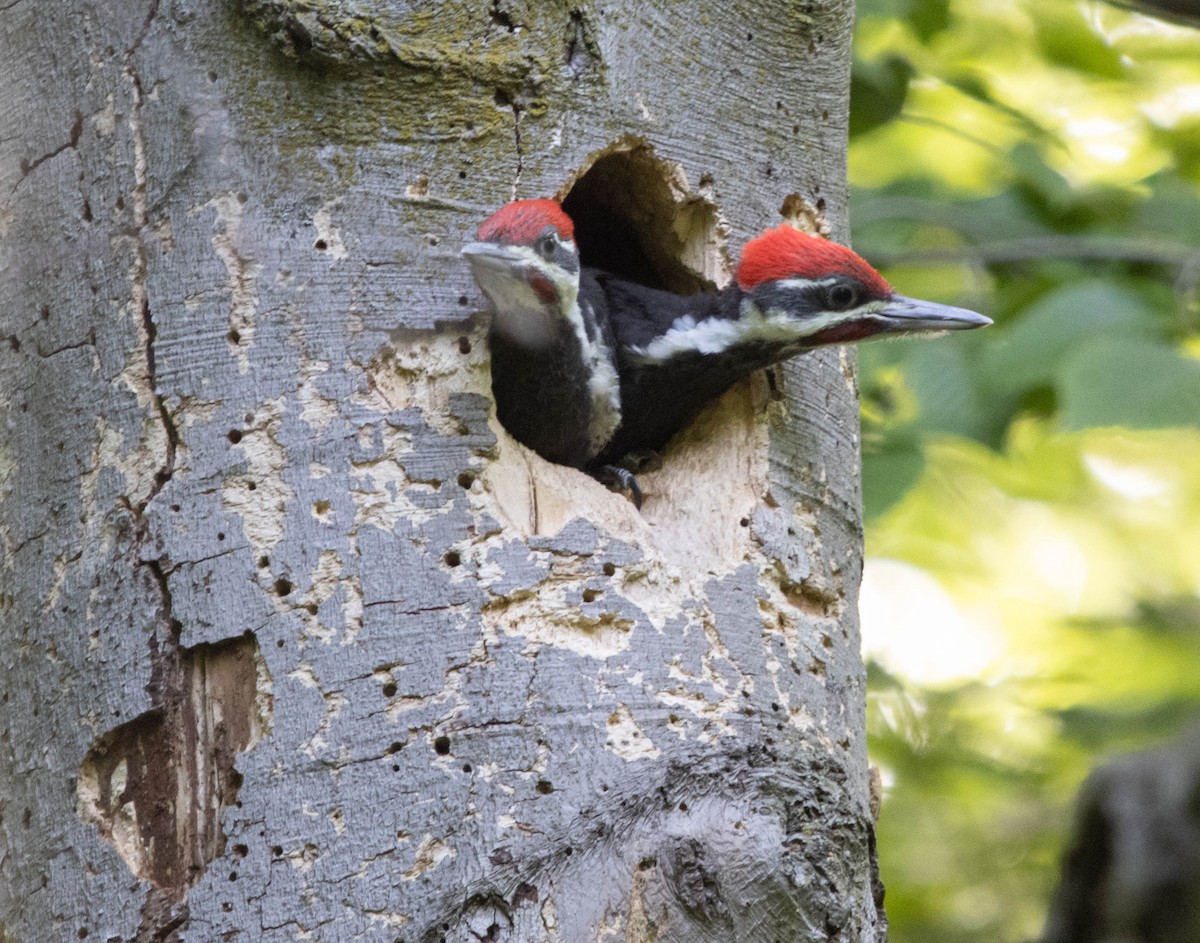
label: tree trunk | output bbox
[0,1,880,940]
[1042,725,1200,943]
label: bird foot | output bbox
[593,465,643,510]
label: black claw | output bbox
[594,464,643,510]
[617,467,643,510]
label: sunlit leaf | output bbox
[940,72,1051,141]
[1031,3,1127,79]
[1150,118,1200,182]
[1010,144,1139,230]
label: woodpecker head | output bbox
[735,225,991,345]
[462,200,581,346]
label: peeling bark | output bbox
[0,1,880,940]
[77,633,273,890]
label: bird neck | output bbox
[624,284,805,364]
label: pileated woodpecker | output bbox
[464,201,990,505]
[594,224,991,465]
[461,200,641,501]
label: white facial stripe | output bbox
[627,303,803,363]
[627,299,889,364]
[575,299,621,456]
[769,277,838,291]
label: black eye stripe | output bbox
[749,279,867,314]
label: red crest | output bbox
[736,225,892,297]
[477,199,576,246]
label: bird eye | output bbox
[828,285,858,310]
[537,233,558,258]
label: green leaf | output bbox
[1135,170,1200,239]
[903,343,988,439]
[1010,145,1137,231]
[862,433,927,519]
[909,0,951,42]
[1056,700,1200,751]
[1058,338,1200,430]
[850,55,915,138]
[940,73,1050,142]
[1033,4,1126,79]
[982,280,1161,395]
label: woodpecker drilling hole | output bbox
[559,139,728,295]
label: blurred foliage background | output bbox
[849,1,1200,939]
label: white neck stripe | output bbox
[626,299,888,364]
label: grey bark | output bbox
[0,1,880,941]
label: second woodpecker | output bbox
[595,223,991,465]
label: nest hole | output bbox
[560,141,727,295]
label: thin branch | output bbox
[868,236,1199,268]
